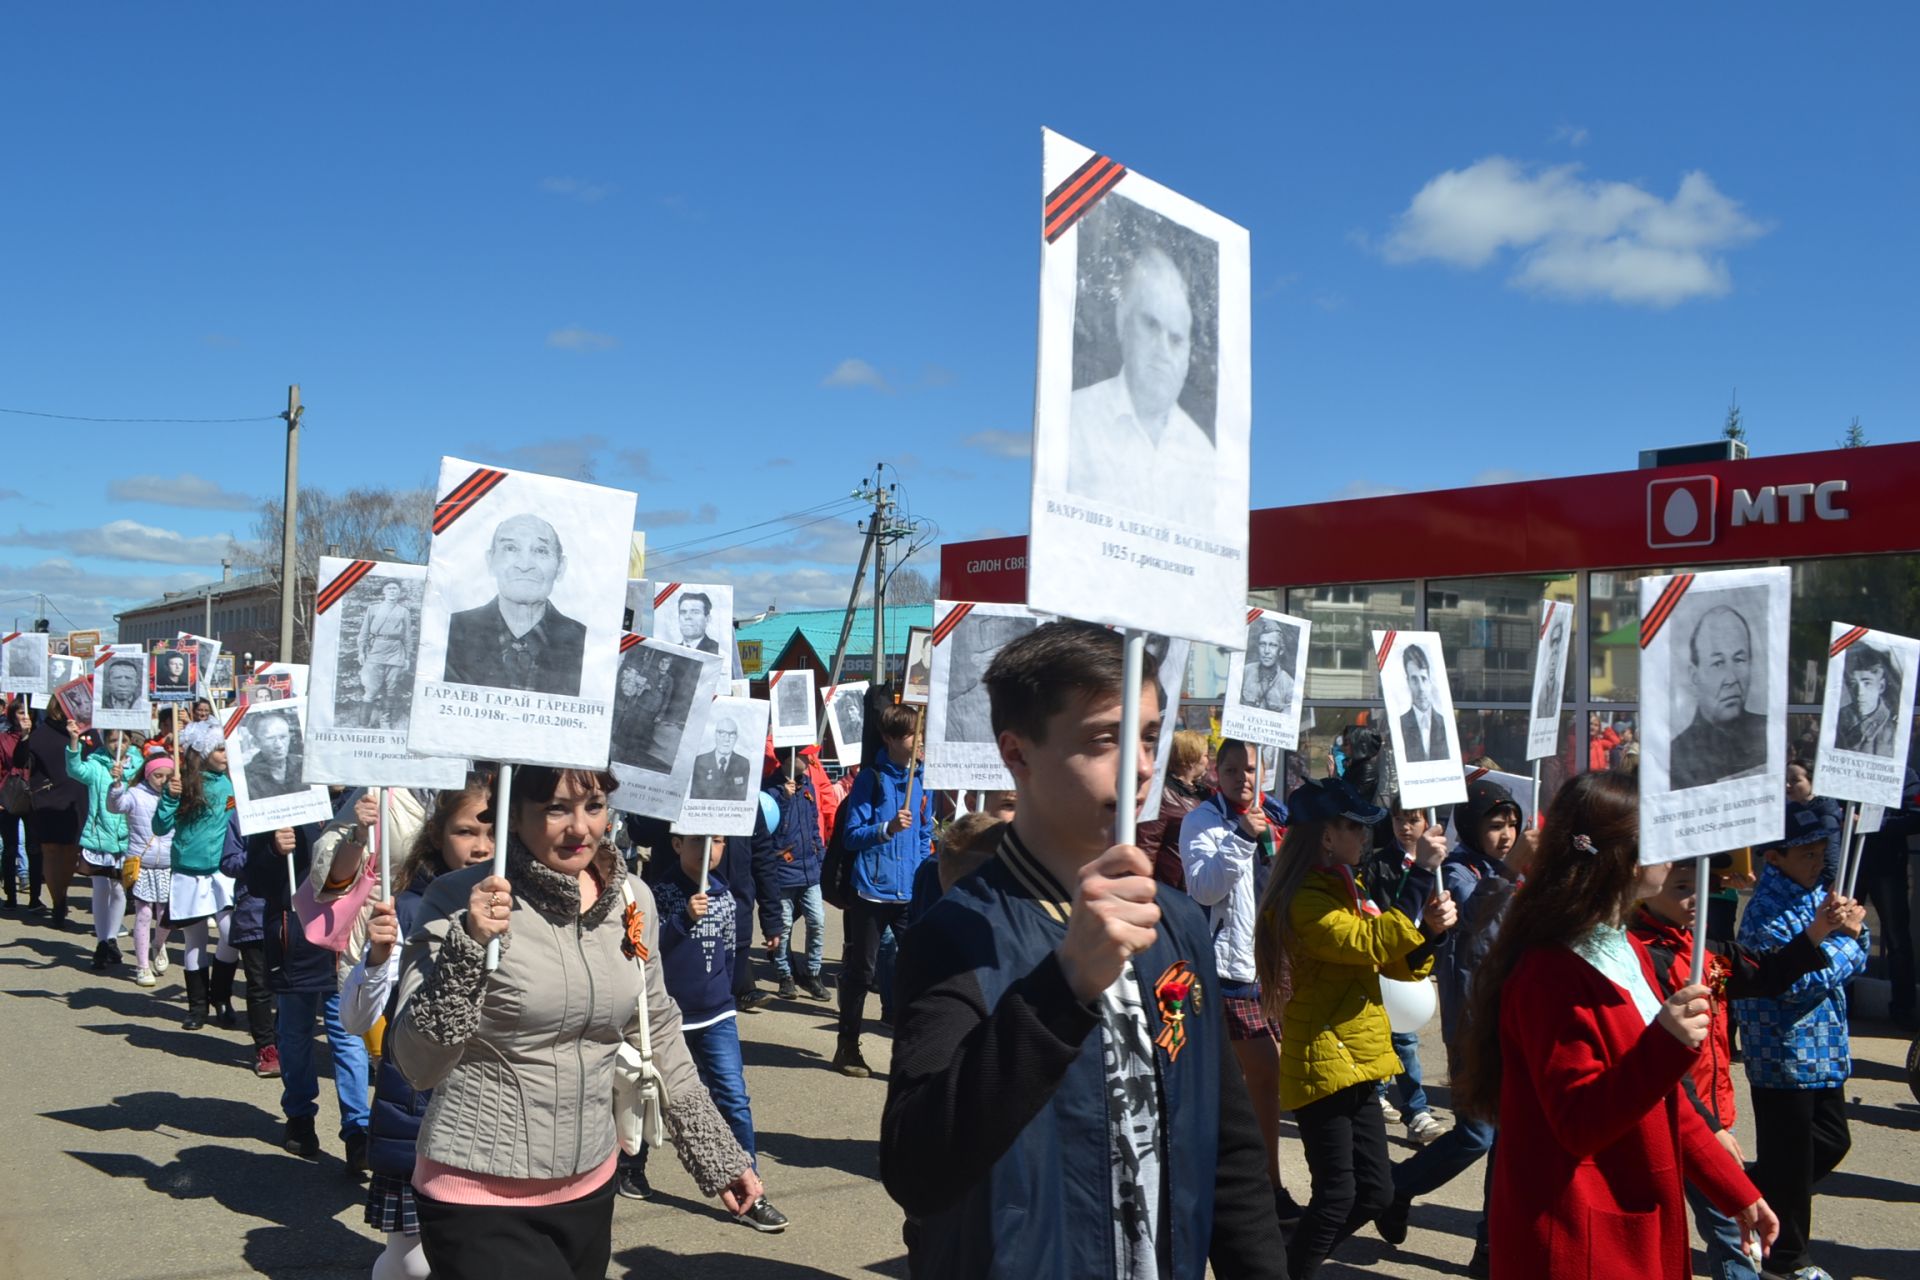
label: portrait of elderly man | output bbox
[1238,618,1295,713]
[100,657,145,710]
[1835,641,1901,758]
[354,578,418,728]
[672,591,722,656]
[1067,244,1215,517]
[442,513,587,695]
[1397,643,1452,763]
[1670,604,1769,790]
[690,716,751,801]
[244,711,305,800]
[1535,613,1566,721]
[3,639,43,680]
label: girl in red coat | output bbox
[1454,771,1779,1279]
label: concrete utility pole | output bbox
[278,385,302,661]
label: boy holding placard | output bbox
[1734,803,1869,1280]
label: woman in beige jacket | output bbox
[386,765,758,1279]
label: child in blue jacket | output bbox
[832,702,932,1077]
[1735,801,1869,1280]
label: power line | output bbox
[647,505,865,574]
[0,406,280,424]
[645,496,866,558]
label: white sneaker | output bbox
[152,949,170,977]
[1406,1111,1447,1145]
[1378,1095,1402,1125]
[133,967,157,988]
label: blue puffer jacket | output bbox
[762,777,825,893]
[844,753,933,903]
[369,869,435,1180]
[1734,863,1870,1089]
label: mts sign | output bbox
[1731,481,1850,527]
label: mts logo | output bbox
[1731,481,1850,526]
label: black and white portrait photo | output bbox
[1835,641,1901,758]
[675,694,770,838]
[242,709,306,800]
[769,666,816,749]
[228,697,335,836]
[151,649,197,700]
[1220,610,1310,752]
[925,601,1045,791]
[1668,598,1770,791]
[823,680,868,766]
[2,632,48,691]
[1813,622,1920,811]
[178,632,221,699]
[93,649,151,731]
[1526,601,1572,762]
[1374,629,1467,811]
[901,627,933,706]
[48,654,85,692]
[1067,194,1220,519]
[55,676,93,730]
[1027,129,1251,652]
[612,644,702,773]
[1637,567,1790,864]
[305,558,465,789]
[412,457,636,770]
[441,513,588,696]
[646,582,735,665]
[100,656,145,709]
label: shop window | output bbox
[1428,574,1577,704]
[1587,565,1761,703]
[1787,555,1920,705]
[1284,581,1415,701]
[1452,709,1577,815]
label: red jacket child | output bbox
[1491,939,1759,1280]
[1628,904,1829,1132]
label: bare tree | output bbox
[231,484,434,660]
[885,565,937,605]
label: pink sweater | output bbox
[414,1151,618,1207]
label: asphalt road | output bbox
[2,902,1916,1279]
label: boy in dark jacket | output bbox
[220,813,279,1075]
[880,621,1280,1279]
[1358,800,1448,1146]
[752,748,829,1002]
[235,816,370,1169]
[636,832,788,1232]
[833,703,934,1077]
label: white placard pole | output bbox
[378,787,392,902]
[486,764,512,972]
[1531,759,1543,830]
[1842,802,1868,900]
[1688,854,1711,986]
[1116,632,1145,847]
[1835,802,1859,902]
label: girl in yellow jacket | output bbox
[1255,776,1457,1280]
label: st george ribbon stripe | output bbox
[619,634,642,653]
[932,602,975,646]
[225,707,245,736]
[1044,154,1127,243]
[1639,574,1695,649]
[653,582,683,609]
[1375,631,1398,670]
[431,468,508,534]
[0,632,16,645]
[1539,603,1556,638]
[315,560,376,614]
[1246,607,1263,625]
[1830,626,1870,658]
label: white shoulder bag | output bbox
[611,876,668,1153]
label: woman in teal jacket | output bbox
[63,720,135,972]
[153,720,239,1029]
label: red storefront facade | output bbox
[941,441,1920,795]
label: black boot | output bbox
[90,940,113,972]
[182,968,210,1030]
[209,959,239,1028]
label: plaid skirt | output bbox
[1222,991,1278,1043]
[364,1172,419,1235]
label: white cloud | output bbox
[0,519,236,565]
[539,176,610,204]
[1465,467,1540,487]
[1551,124,1590,148]
[821,358,891,392]
[1325,480,1405,502]
[962,429,1032,460]
[108,473,258,511]
[634,503,718,528]
[547,326,619,352]
[0,557,207,631]
[1381,157,1766,307]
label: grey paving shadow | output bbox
[753,1129,881,1180]
[47,1089,281,1146]
[616,1245,875,1280]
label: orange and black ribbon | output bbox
[1153,960,1200,1062]
[431,467,508,535]
[1045,152,1128,243]
[621,901,650,961]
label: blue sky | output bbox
[3,6,1915,633]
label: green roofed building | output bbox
[733,604,933,688]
